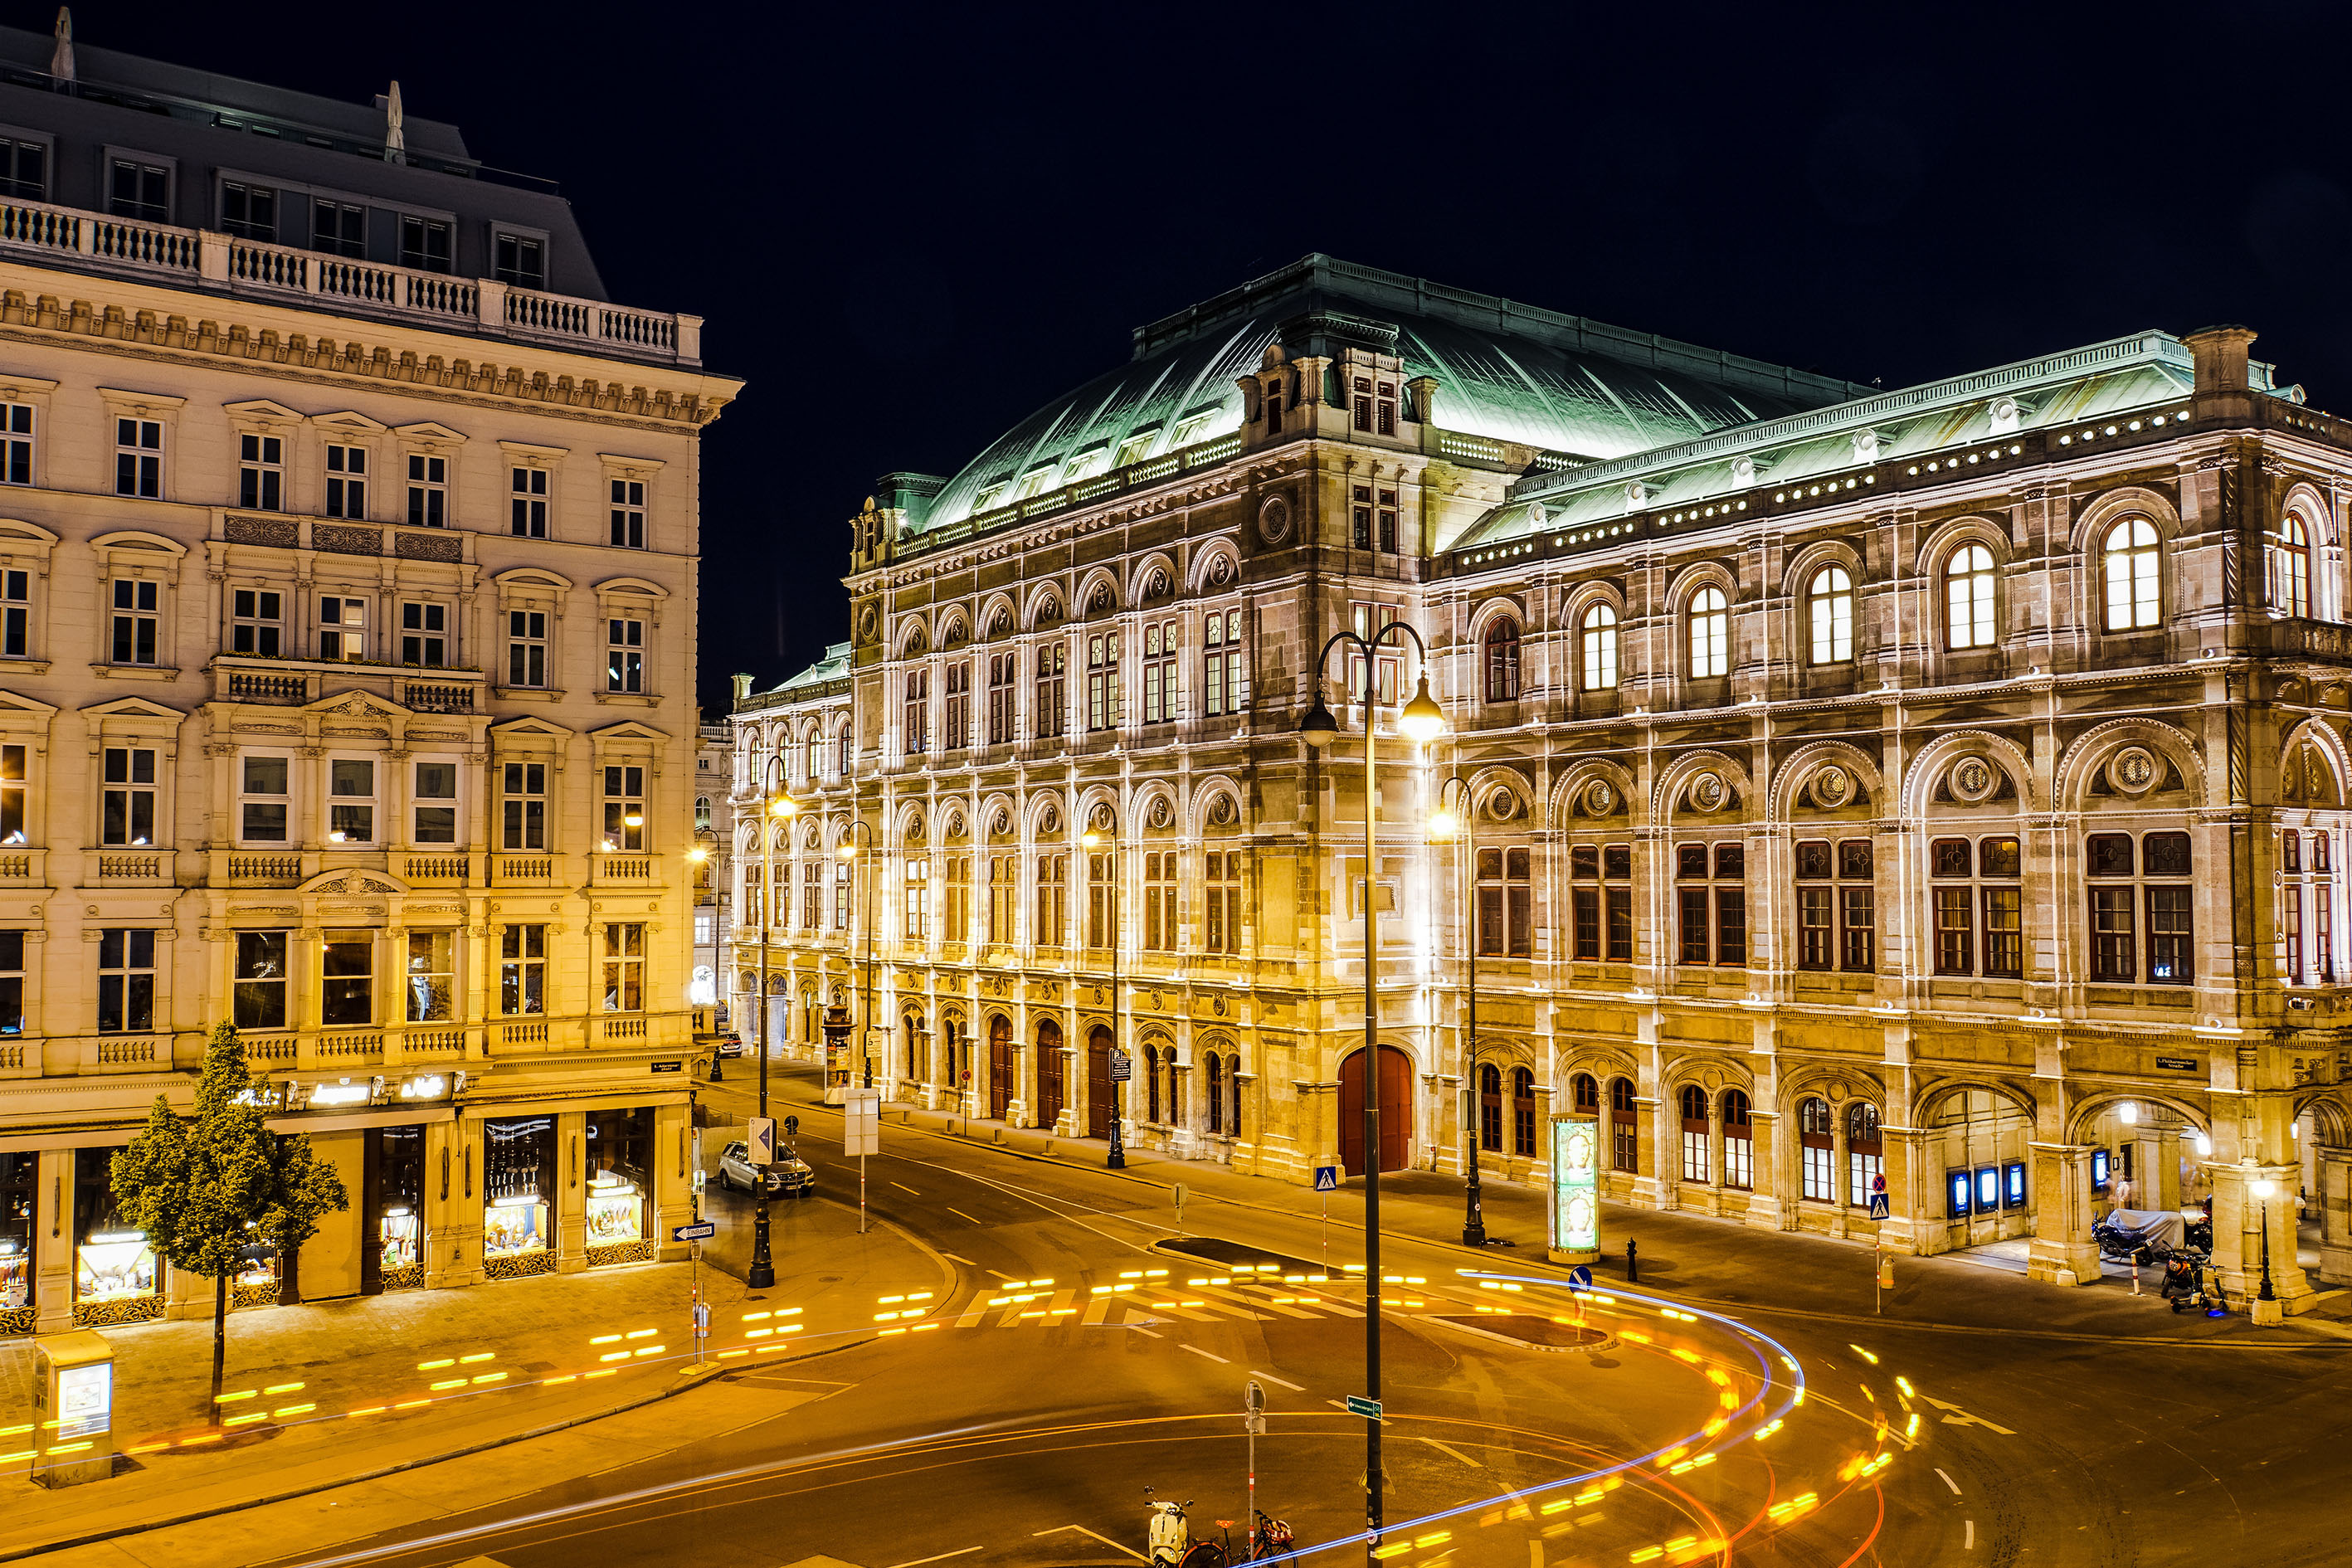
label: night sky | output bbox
[39,2,2352,714]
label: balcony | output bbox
[0,195,700,367]
[210,653,487,715]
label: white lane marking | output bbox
[1181,1343,1231,1364]
[1935,1467,1961,1495]
[942,1252,976,1266]
[1082,1294,1113,1327]
[948,1208,981,1225]
[1251,1369,1305,1391]
[889,1549,985,1568]
[1128,1324,1162,1339]
[1033,1522,1148,1561]
[1965,1519,1975,1550]
[1420,1436,1482,1467]
[891,1181,921,1195]
[987,1269,1017,1280]
[1922,1395,2018,1436]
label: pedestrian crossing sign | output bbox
[1314,1166,1339,1193]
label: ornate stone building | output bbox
[735,253,2346,1312]
[0,31,736,1334]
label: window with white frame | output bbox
[834,855,851,931]
[1142,618,1177,723]
[322,929,373,1025]
[1808,566,1854,664]
[407,454,447,528]
[601,923,645,1010]
[412,760,458,845]
[1687,586,1728,679]
[319,595,366,661]
[1203,607,1244,716]
[606,617,643,693]
[1204,848,1240,953]
[237,433,284,511]
[324,442,367,518]
[1846,1103,1884,1207]
[1143,850,1176,950]
[0,402,32,485]
[1946,543,1996,648]
[903,855,928,939]
[602,764,645,851]
[400,601,447,667]
[511,466,549,538]
[1085,629,1119,732]
[1721,1089,1754,1190]
[0,744,22,845]
[507,609,548,687]
[1346,601,1402,708]
[1799,1097,1834,1202]
[110,579,158,665]
[96,928,155,1032]
[2101,517,2162,631]
[609,479,645,548]
[2274,513,2314,619]
[1678,1084,1710,1183]
[114,418,160,498]
[238,754,289,843]
[501,761,546,850]
[100,745,157,845]
[231,588,281,656]
[987,652,1016,744]
[902,667,928,752]
[1581,604,1619,689]
[0,569,25,658]
[500,925,545,1014]
[328,757,375,843]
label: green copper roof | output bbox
[764,641,851,698]
[915,255,1872,536]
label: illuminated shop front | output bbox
[483,1116,557,1278]
[232,1228,280,1309]
[584,1106,655,1266]
[366,1124,428,1292]
[74,1147,160,1327]
[1,1152,32,1334]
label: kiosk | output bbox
[32,1330,114,1486]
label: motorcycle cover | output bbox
[2104,1207,2186,1251]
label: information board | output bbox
[1549,1112,1600,1261]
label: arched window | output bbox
[1946,543,1996,649]
[2101,517,2161,631]
[1166,1054,1184,1127]
[1580,604,1619,690]
[1206,1053,1225,1134]
[1609,1077,1639,1172]
[1688,586,1729,678]
[1144,1044,1161,1123]
[694,796,712,830]
[1511,1067,1536,1157]
[1847,1103,1883,1207]
[1799,1097,1834,1201]
[1572,1073,1600,1114]
[1721,1089,1752,1190]
[1478,1062,1503,1152]
[1678,1083,1710,1182]
[1484,619,1522,704]
[2275,513,2313,619]
[1808,567,1854,664]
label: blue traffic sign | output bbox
[1344,1395,1383,1419]
[1568,1264,1593,1289]
[1867,1193,1891,1220]
[672,1221,717,1242]
[1314,1166,1340,1193]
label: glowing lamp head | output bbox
[836,841,858,862]
[687,846,709,864]
[1298,685,1339,752]
[1400,674,1446,745]
[2118,1101,2138,1126]
[1429,806,1462,841]
[1081,830,1103,850]
[623,811,645,829]
[769,794,798,819]
[2252,1178,2277,1200]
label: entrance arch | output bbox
[988,1015,1012,1120]
[1087,1025,1113,1139]
[1037,1018,1065,1128]
[1337,1045,1415,1177]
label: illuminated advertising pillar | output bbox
[1549,1113,1601,1266]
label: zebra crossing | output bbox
[944,1273,1413,1331]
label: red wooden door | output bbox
[1337,1045,1414,1176]
[989,1016,1012,1120]
[1087,1027,1113,1139]
[1037,1019,1065,1127]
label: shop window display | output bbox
[585,1106,655,1266]
[0,1151,32,1332]
[74,1147,160,1326]
[372,1124,427,1290]
[483,1116,557,1278]
[232,1227,280,1309]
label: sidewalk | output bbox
[0,1190,947,1561]
[762,1062,2345,1348]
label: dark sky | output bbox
[41,1,2352,714]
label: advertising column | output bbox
[1549,1112,1602,1267]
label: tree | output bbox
[111,1022,348,1413]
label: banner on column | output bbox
[1549,1112,1600,1264]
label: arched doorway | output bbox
[1337,1045,1415,1177]
[903,1013,922,1083]
[1037,1018,1065,1128]
[1086,1025,1113,1139]
[987,1015,1013,1119]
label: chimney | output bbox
[730,671,753,704]
[2181,325,2257,419]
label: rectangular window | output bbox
[802,858,821,929]
[1086,631,1120,732]
[2089,888,2135,982]
[1716,888,1747,967]
[1573,886,1600,959]
[1351,483,1372,549]
[494,232,545,290]
[903,667,928,753]
[2148,886,2193,984]
[943,660,969,749]
[601,923,644,1010]
[405,930,454,1021]
[1205,849,1239,954]
[511,467,548,538]
[507,610,547,687]
[1086,852,1113,949]
[320,932,372,1026]
[400,601,447,667]
[0,138,46,202]
[1935,888,1974,976]
[903,857,929,939]
[1802,1141,1835,1203]
[606,618,644,694]
[1142,620,1178,723]
[1035,642,1066,738]
[329,757,375,843]
[100,746,156,845]
[114,419,161,499]
[407,454,447,528]
[1202,607,1244,717]
[1035,853,1066,947]
[412,761,458,844]
[397,214,451,273]
[2286,888,2306,985]
[987,651,1016,745]
[1347,601,1403,705]
[312,198,364,257]
[1724,1127,1754,1190]
[0,743,20,845]
[1144,851,1177,951]
[0,402,32,487]
[231,930,286,1030]
[221,179,274,241]
[110,578,160,664]
[237,432,283,511]
[1984,887,2023,978]
[96,928,155,1032]
[1377,487,1400,553]
[608,479,645,549]
[324,442,367,518]
[231,588,281,657]
[500,924,545,1014]
[944,854,970,942]
[1475,846,1532,957]
[984,855,1010,942]
[834,858,850,931]
[1798,886,1835,971]
[0,569,23,659]
[1606,886,1634,962]
[602,764,645,851]
[109,158,168,222]
[319,594,366,661]
[239,754,288,842]
[501,762,546,850]
[1351,378,1371,433]
[1679,887,1711,965]
[1682,1123,1709,1184]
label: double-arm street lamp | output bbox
[751,762,796,1290]
[1299,622,1445,1558]
[1427,775,1488,1249]
[835,817,878,1090]
[1080,815,1124,1170]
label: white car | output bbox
[718,1138,814,1197]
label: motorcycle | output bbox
[1145,1488,1296,1565]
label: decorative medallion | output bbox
[992,808,1010,837]
[1149,796,1174,830]
[988,609,1010,638]
[2108,746,2160,796]
[1947,756,1999,805]
[1687,772,1727,814]
[1208,553,1235,587]
[1484,788,1517,823]
[1040,801,1060,835]
[1809,765,1853,809]
[1146,568,1171,600]
[905,810,924,843]
[943,810,965,840]
[1258,494,1293,546]
[856,603,879,645]
[1208,793,1239,826]
[1583,779,1618,816]
[1213,996,1228,1016]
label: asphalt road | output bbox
[237,1064,2352,1568]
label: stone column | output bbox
[2208,1159,2314,1317]
[425,1115,484,1289]
[655,1103,693,1263]
[555,1109,587,1275]
[1877,1125,1927,1256]
[1634,1093,1664,1209]
[2026,1142,2101,1285]
[2318,1147,2352,1287]
[1745,1110,1786,1231]
[34,1147,71,1334]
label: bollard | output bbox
[1626,1238,1639,1284]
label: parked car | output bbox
[718,1138,814,1197]
[698,1030,744,1059]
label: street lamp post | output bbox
[2252,1176,2278,1303]
[750,763,797,1291]
[1082,816,1124,1170]
[835,819,878,1091]
[1428,774,1486,1249]
[1299,623,1445,1560]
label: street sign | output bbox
[672,1221,716,1242]
[748,1116,776,1166]
[1868,1193,1891,1220]
[843,1088,880,1157]
[1568,1264,1592,1289]
[1344,1395,1383,1419]
[1245,1379,1265,1415]
[1110,1049,1132,1083]
[1314,1166,1340,1193]
[783,1114,800,1137]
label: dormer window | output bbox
[398,215,452,274]
[1378,381,1397,435]
[1264,377,1283,432]
[1113,431,1157,468]
[494,232,545,290]
[1169,414,1212,449]
[1064,446,1108,484]
[971,481,1007,513]
[1014,462,1058,501]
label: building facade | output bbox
[694,718,734,1027]
[735,253,2349,1312]
[0,30,738,1336]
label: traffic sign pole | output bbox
[1314,1166,1339,1270]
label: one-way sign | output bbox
[672,1221,716,1242]
[1344,1395,1383,1419]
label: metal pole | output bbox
[2259,1193,2277,1301]
[1460,783,1484,1248]
[859,1150,868,1236]
[1361,643,1382,1558]
[862,826,875,1090]
[749,764,777,1290]
[1109,835,1125,1168]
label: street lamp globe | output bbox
[2252,1178,2277,1200]
[769,794,797,819]
[836,840,858,861]
[624,811,645,828]
[1428,806,1462,841]
[1298,685,1339,751]
[1400,674,1446,744]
